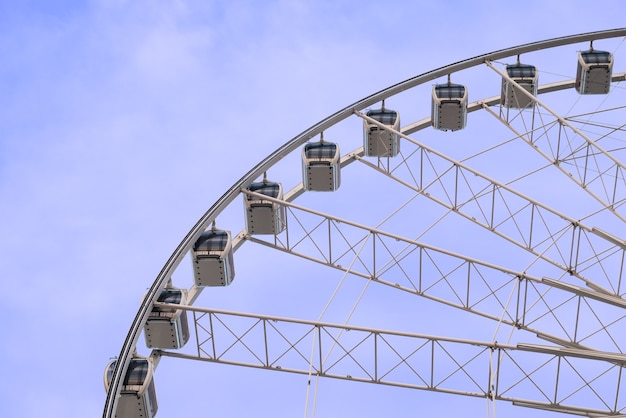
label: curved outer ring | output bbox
[104,28,626,417]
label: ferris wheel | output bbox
[104,29,626,418]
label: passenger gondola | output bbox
[302,140,341,191]
[104,356,158,418]
[244,179,286,234]
[576,48,613,94]
[431,82,467,131]
[363,106,400,157]
[192,228,235,286]
[144,287,190,349]
[501,63,537,108]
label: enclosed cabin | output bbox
[302,140,341,191]
[431,82,467,131]
[501,63,538,108]
[144,287,190,349]
[104,357,158,418]
[576,49,613,94]
[244,180,286,234]
[363,107,400,157]
[192,228,235,286]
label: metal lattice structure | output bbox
[160,305,626,416]
[104,29,626,417]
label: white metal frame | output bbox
[104,29,626,418]
[156,303,626,416]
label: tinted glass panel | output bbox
[157,290,182,304]
[124,359,149,386]
[366,109,398,125]
[581,50,612,64]
[305,142,338,159]
[435,84,466,99]
[507,64,536,78]
[247,182,281,200]
[195,231,229,251]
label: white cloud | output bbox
[2,1,626,417]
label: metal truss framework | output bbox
[158,304,626,417]
[236,191,626,354]
[104,29,626,418]
[485,62,626,222]
[352,110,626,298]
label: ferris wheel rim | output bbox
[103,28,626,418]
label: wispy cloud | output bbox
[2,1,626,417]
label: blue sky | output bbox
[2,1,626,417]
